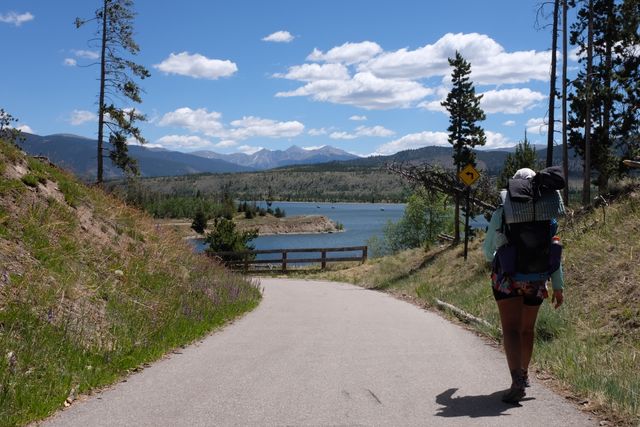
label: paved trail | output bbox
[44,278,595,426]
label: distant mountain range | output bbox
[16,133,358,180]
[16,132,582,181]
[191,145,359,170]
[281,144,583,176]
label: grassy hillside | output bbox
[307,183,640,425]
[0,140,261,426]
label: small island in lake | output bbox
[156,213,342,239]
[235,214,340,235]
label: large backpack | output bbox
[497,166,566,278]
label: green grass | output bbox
[0,297,259,425]
[20,174,39,188]
[0,178,24,195]
[0,139,262,426]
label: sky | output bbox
[0,1,576,157]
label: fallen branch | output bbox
[386,162,497,213]
[437,232,455,242]
[435,298,497,331]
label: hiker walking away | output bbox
[483,167,566,404]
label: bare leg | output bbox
[521,304,541,374]
[496,297,524,372]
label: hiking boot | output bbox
[523,370,531,387]
[502,369,526,404]
[623,159,640,169]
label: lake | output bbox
[192,201,405,257]
[192,201,489,259]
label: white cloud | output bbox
[329,131,357,140]
[480,88,546,114]
[357,125,395,137]
[419,87,545,115]
[276,63,350,81]
[215,140,237,148]
[349,115,367,121]
[228,116,304,140]
[331,125,394,140]
[158,107,304,141]
[302,145,327,151]
[16,124,33,133]
[69,110,97,125]
[126,136,161,148]
[308,128,328,136]
[308,41,382,65]
[484,131,512,149]
[526,117,548,135]
[503,120,516,126]
[375,131,449,155]
[262,30,294,43]
[361,32,551,84]
[158,107,224,135]
[418,99,447,113]
[276,71,431,110]
[237,145,263,155]
[154,52,238,80]
[568,46,582,62]
[72,49,99,60]
[156,135,213,150]
[0,11,34,26]
[276,33,555,112]
[63,58,77,67]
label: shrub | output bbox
[204,218,258,263]
[191,210,208,234]
[378,189,453,255]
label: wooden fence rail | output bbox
[209,246,368,272]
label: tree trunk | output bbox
[562,0,569,205]
[547,0,560,167]
[96,0,108,184]
[454,144,461,243]
[600,0,614,195]
[582,0,593,207]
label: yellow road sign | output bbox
[458,164,480,186]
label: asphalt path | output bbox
[43,278,595,426]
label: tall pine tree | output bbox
[441,51,486,243]
[568,0,639,198]
[497,133,541,189]
[76,0,150,183]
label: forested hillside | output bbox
[110,168,411,203]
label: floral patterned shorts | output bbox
[491,272,549,306]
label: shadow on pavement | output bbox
[435,388,534,418]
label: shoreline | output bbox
[158,214,342,239]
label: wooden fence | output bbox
[209,246,368,272]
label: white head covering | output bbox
[512,168,536,180]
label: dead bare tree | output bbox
[562,0,569,205]
[386,162,497,217]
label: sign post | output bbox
[457,164,481,261]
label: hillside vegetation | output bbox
[0,140,261,426]
[107,142,586,206]
[308,183,640,425]
[113,168,410,203]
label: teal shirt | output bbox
[483,206,565,290]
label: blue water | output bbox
[192,201,489,259]
[193,202,405,258]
